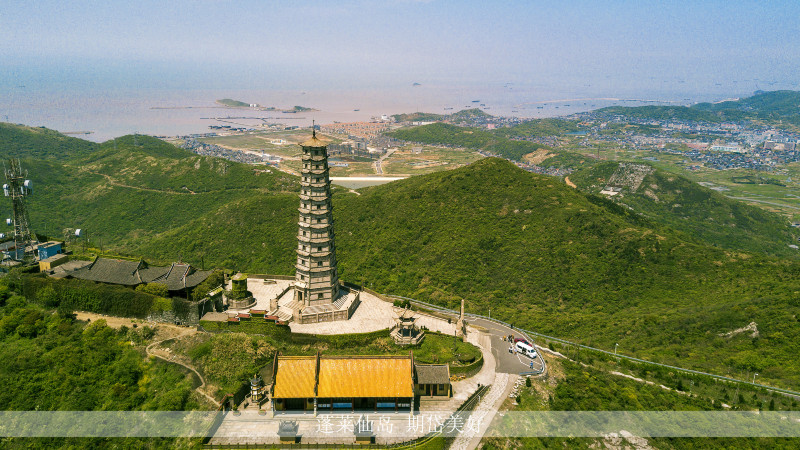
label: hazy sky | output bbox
[2,0,799,92]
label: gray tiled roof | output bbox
[69,258,144,285]
[414,364,450,385]
[147,263,213,291]
[68,257,211,290]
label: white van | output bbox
[515,341,537,358]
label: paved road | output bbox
[400,298,545,376]
[468,316,545,375]
[373,149,396,174]
[727,196,800,210]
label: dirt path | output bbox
[564,176,577,188]
[75,312,218,406]
[147,338,220,407]
[85,171,192,195]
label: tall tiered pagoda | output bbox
[286,129,359,323]
[294,129,340,305]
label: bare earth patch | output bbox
[523,149,554,165]
[74,311,197,341]
[719,321,759,339]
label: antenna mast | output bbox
[3,159,38,263]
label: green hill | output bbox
[216,98,250,107]
[494,118,580,138]
[447,108,493,122]
[3,123,800,389]
[138,157,800,386]
[0,124,299,249]
[387,123,562,163]
[0,123,98,160]
[597,90,800,127]
[391,112,445,122]
[569,162,798,257]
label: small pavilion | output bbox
[391,307,425,345]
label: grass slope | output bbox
[0,122,98,160]
[569,162,798,257]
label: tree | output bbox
[57,302,76,320]
[38,285,60,307]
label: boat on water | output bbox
[472,100,480,102]
[353,109,360,111]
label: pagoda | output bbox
[287,129,359,323]
[293,129,340,305]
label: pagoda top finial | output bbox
[301,121,326,147]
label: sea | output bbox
[1,64,796,143]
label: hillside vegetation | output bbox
[329,159,800,387]
[597,90,800,128]
[391,112,445,122]
[216,98,250,107]
[0,127,300,251]
[0,276,200,447]
[569,162,798,257]
[494,118,580,139]
[3,124,800,390]
[387,117,590,166]
[388,123,555,163]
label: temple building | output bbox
[271,354,415,414]
[288,130,359,323]
[270,353,453,414]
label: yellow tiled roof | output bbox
[300,135,326,147]
[317,357,413,398]
[273,356,317,399]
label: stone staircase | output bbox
[274,307,294,322]
[270,299,301,322]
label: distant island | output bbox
[216,99,317,113]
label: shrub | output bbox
[150,297,172,313]
[136,283,169,298]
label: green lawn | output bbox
[181,320,480,394]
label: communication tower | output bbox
[3,159,38,263]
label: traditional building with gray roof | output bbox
[65,257,212,294]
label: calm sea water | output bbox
[1,65,794,143]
